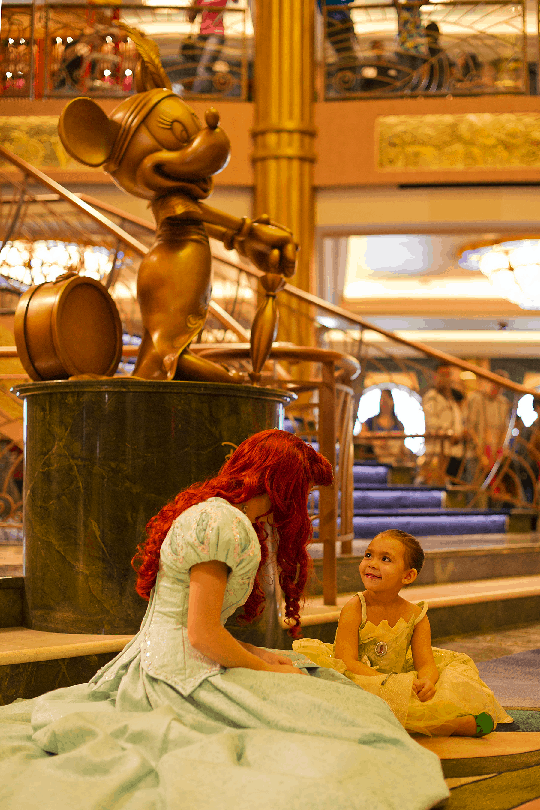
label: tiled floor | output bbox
[436,621,540,662]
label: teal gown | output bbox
[0,498,449,810]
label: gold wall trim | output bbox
[378,112,540,172]
[252,125,318,137]
[251,149,317,163]
[0,116,77,170]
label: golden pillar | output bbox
[252,0,316,350]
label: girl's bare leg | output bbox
[429,714,495,737]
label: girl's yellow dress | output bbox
[293,592,512,735]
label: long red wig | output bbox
[132,429,333,636]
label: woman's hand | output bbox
[413,677,436,702]
[266,662,307,675]
[249,647,295,667]
[241,645,307,674]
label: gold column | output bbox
[252,0,316,350]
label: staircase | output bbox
[297,460,540,646]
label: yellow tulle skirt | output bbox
[293,638,513,736]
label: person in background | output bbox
[422,363,465,484]
[502,396,540,504]
[392,0,431,86]
[464,370,512,487]
[453,51,482,88]
[359,388,406,464]
[187,0,239,93]
[317,0,358,67]
[424,21,450,91]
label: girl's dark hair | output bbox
[132,429,333,636]
[374,529,425,573]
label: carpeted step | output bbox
[310,487,444,511]
[353,510,508,538]
[354,488,444,510]
[354,464,389,486]
[310,532,540,556]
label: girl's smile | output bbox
[359,536,415,593]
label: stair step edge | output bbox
[0,629,132,666]
[294,575,540,628]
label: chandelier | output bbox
[0,240,117,290]
[459,238,540,310]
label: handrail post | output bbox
[319,357,338,605]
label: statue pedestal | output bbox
[15,380,292,634]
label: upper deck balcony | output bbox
[0,0,536,101]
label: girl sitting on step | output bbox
[294,529,513,736]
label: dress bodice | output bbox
[357,592,428,675]
[91,498,261,696]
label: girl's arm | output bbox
[334,597,381,676]
[188,560,304,674]
[410,615,439,701]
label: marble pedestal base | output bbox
[15,380,292,634]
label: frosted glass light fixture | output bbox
[459,238,540,310]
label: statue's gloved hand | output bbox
[237,215,298,278]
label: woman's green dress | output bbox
[0,498,449,809]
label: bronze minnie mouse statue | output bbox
[58,27,296,382]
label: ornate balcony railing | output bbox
[318,0,530,98]
[0,2,250,100]
[0,1,536,100]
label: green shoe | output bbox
[474,712,495,737]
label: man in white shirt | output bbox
[422,364,464,483]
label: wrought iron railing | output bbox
[0,3,250,100]
[318,0,530,97]
[0,1,536,101]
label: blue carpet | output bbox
[354,489,443,510]
[353,512,508,538]
[354,465,389,486]
[477,649,540,709]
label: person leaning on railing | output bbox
[421,364,465,484]
[186,0,239,93]
[317,0,359,67]
[392,0,431,86]
[463,370,511,487]
[500,398,540,504]
[359,388,407,465]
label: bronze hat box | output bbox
[14,272,123,381]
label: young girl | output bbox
[294,528,513,736]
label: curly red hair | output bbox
[132,429,333,636]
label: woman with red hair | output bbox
[0,430,449,810]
